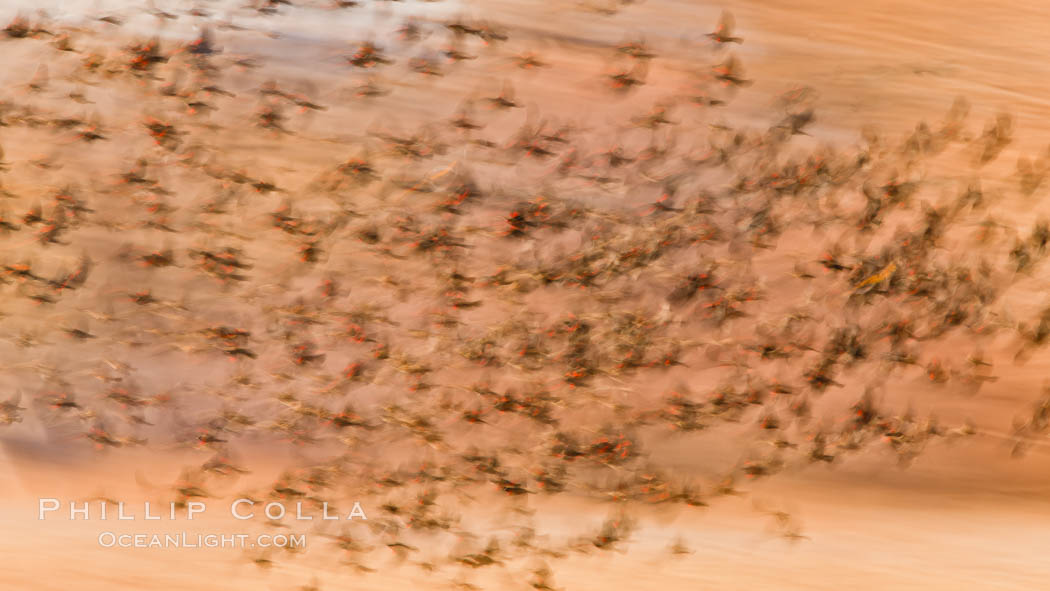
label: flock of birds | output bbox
[1,1,1049,589]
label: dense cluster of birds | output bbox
[0,1,1047,588]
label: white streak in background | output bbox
[0,0,466,42]
[0,0,475,89]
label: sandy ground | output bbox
[1,1,1050,590]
